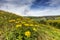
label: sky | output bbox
[0,0,60,16]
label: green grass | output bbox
[0,10,60,40]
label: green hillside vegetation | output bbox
[0,10,60,40]
[27,16,60,29]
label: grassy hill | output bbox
[0,10,60,40]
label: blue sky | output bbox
[0,0,60,16]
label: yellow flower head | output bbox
[16,24,22,28]
[0,31,2,34]
[22,22,26,24]
[30,24,34,26]
[17,18,21,20]
[15,22,19,23]
[25,31,31,37]
[35,25,38,26]
[24,24,29,27]
[33,28,37,31]
[9,20,15,22]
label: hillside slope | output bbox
[0,10,60,40]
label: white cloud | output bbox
[25,8,60,16]
[0,0,60,16]
[0,0,35,15]
[25,0,60,16]
[49,0,60,7]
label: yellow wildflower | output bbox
[24,24,29,26]
[16,24,22,28]
[45,31,48,33]
[25,31,31,37]
[9,20,15,22]
[15,21,20,23]
[33,28,37,31]
[30,24,34,26]
[17,18,21,20]
[0,31,2,34]
[22,22,26,24]
[35,25,38,26]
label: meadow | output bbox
[0,10,60,40]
